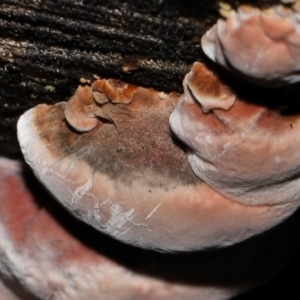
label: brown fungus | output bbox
[16,77,296,252]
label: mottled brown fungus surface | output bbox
[37,84,195,186]
[18,78,300,252]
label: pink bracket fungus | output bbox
[169,2,300,212]
[17,76,298,252]
[170,62,300,211]
[0,157,299,300]
[7,1,300,298]
[201,3,300,87]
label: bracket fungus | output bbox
[17,74,299,252]
[4,1,300,299]
[170,61,300,209]
[201,3,300,87]
[168,1,300,253]
[169,1,300,210]
[64,79,139,132]
[0,157,299,299]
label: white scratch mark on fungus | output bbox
[108,204,135,230]
[92,204,136,237]
[71,179,93,205]
[145,202,162,221]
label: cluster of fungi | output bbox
[1,1,300,299]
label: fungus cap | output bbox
[170,62,300,207]
[201,4,300,87]
[0,159,228,299]
[183,62,236,112]
[0,157,299,299]
[64,79,138,132]
[17,78,298,251]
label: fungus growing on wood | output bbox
[17,78,296,252]
[0,157,299,300]
[170,62,300,210]
[201,3,300,87]
[170,2,300,209]
[64,79,138,132]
